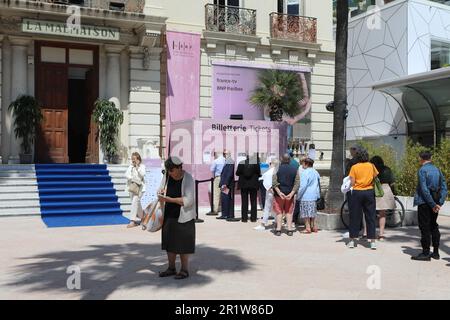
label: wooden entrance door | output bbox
[36,64,68,163]
[85,69,99,163]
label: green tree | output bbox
[432,138,450,197]
[396,140,427,196]
[249,69,303,121]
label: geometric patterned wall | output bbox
[346,0,450,141]
[407,1,450,74]
[347,1,408,140]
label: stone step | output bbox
[0,207,41,216]
[0,181,38,187]
[0,199,41,208]
[0,193,39,200]
[0,165,35,171]
[0,172,37,178]
[0,185,39,192]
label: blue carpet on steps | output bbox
[36,164,129,228]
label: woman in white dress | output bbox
[125,152,146,228]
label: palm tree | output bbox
[250,69,303,121]
[326,0,349,212]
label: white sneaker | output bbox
[370,241,377,250]
[254,225,266,231]
[347,240,356,248]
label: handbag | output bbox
[128,181,141,195]
[316,177,325,211]
[142,200,164,232]
[127,167,143,195]
[372,165,384,198]
[142,175,168,232]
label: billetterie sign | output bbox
[22,19,120,41]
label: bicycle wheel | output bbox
[340,199,349,229]
[385,197,405,228]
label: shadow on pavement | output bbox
[7,243,254,300]
[335,224,450,258]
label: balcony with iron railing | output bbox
[270,12,317,43]
[204,3,257,36]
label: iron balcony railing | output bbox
[270,12,317,43]
[34,0,145,13]
[205,3,256,36]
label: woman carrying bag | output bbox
[125,152,146,228]
[347,148,379,250]
[157,156,196,280]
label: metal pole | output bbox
[195,180,204,223]
[210,178,214,213]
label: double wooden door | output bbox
[35,42,99,163]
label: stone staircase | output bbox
[107,164,131,218]
[0,164,131,219]
[0,165,41,216]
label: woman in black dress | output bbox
[158,156,196,280]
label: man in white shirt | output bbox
[207,150,225,216]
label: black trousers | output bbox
[259,180,266,210]
[293,200,300,223]
[241,188,258,221]
[220,187,235,218]
[417,204,440,254]
[348,189,377,239]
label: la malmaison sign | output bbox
[22,19,120,41]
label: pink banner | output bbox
[165,31,201,156]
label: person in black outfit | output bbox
[217,149,239,221]
[158,156,196,280]
[236,153,261,222]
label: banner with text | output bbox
[212,62,312,124]
[166,31,201,156]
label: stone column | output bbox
[105,45,124,109]
[1,36,11,164]
[8,37,30,163]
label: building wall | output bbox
[407,0,450,74]
[152,0,335,163]
[347,0,450,142]
[148,0,334,51]
[128,47,162,158]
[347,0,409,141]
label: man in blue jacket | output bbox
[411,151,448,261]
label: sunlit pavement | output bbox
[1,209,449,300]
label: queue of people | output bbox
[207,150,321,237]
[124,145,448,280]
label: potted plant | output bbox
[249,69,303,121]
[8,95,43,164]
[92,99,124,163]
